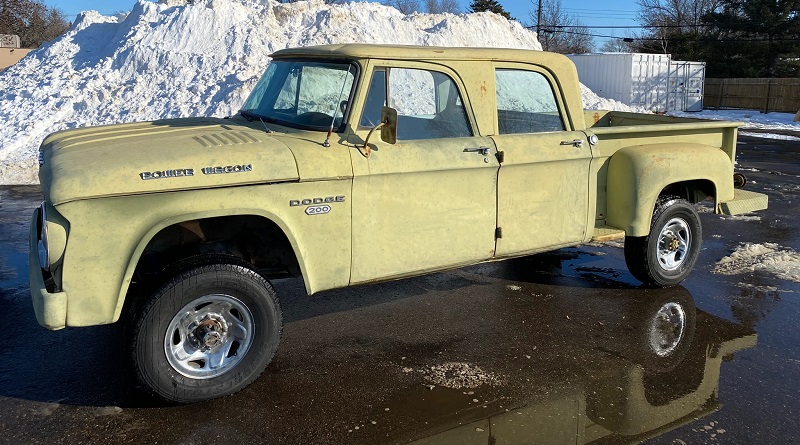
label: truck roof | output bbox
[270,44,570,66]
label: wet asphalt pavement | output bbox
[1,135,799,445]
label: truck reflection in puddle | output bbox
[395,286,755,445]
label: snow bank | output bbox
[0,0,628,185]
[580,84,643,113]
[714,243,800,283]
[670,109,800,135]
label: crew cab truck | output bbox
[30,44,768,403]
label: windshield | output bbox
[240,60,356,131]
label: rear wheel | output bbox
[129,263,282,403]
[625,196,702,287]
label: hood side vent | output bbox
[193,131,261,148]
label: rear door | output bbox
[492,64,593,257]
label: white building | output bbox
[567,53,705,113]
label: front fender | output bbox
[606,144,734,237]
[54,180,352,327]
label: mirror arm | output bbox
[358,121,385,158]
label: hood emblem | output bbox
[140,168,194,180]
[139,164,253,180]
[202,164,253,175]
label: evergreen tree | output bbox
[468,0,513,20]
[630,0,800,77]
[703,0,800,77]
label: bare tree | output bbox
[531,0,593,53]
[424,0,461,14]
[599,38,635,52]
[0,0,69,48]
[385,0,421,14]
[634,0,722,53]
[638,0,721,31]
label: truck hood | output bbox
[39,118,300,205]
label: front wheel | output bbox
[129,263,282,403]
[624,196,702,287]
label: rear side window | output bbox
[360,67,472,140]
[495,69,565,134]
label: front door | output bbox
[350,65,499,284]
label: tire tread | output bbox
[129,262,282,404]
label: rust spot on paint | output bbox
[480,81,487,97]
[593,112,600,124]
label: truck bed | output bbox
[583,110,741,162]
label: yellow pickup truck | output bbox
[30,44,767,403]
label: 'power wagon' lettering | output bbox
[140,169,194,180]
[202,164,253,175]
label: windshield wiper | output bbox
[239,110,273,133]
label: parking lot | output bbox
[1,134,798,445]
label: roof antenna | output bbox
[323,65,354,148]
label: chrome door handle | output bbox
[560,139,584,148]
[464,147,491,156]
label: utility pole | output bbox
[536,0,542,37]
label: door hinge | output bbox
[495,227,503,239]
[495,151,505,163]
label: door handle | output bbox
[560,139,584,148]
[463,147,491,156]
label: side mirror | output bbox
[358,106,398,158]
[380,106,397,145]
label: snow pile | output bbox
[0,0,543,184]
[580,83,643,113]
[714,243,800,283]
[0,0,634,185]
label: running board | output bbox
[591,225,626,242]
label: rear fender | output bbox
[606,143,734,237]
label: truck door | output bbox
[349,65,499,284]
[492,65,592,257]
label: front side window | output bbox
[495,69,565,134]
[360,67,472,140]
[241,60,356,130]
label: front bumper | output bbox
[718,189,768,215]
[29,210,67,330]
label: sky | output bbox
[42,0,640,49]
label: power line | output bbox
[530,24,750,30]
[537,27,800,43]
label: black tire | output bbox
[624,196,702,287]
[129,263,282,404]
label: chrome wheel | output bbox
[656,217,691,271]
[164,294,255,379]
[648,302,686,357]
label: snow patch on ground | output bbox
[721,214,762,222]
[714,243,800,283]
[696,202,715,213]
[420,362,505,389]
[739,131,800,141]
[670,109,800,135]
[736,282,796,294]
